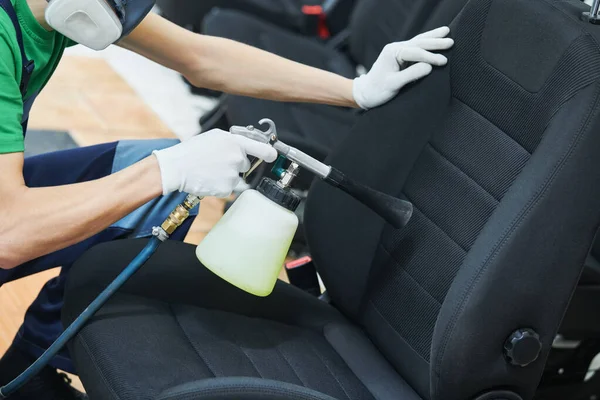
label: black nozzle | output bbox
[324,168,413,229]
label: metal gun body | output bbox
[230,118,332,179]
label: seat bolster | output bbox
[157,378,338,400]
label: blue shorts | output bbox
[0,139,198,372]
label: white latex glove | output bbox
[353,26,454,110]
[153,129,277,198]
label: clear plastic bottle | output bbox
[196,179,300,297]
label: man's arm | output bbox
[119,13,357,107]
[0,153,162,269]
[120,14,453,110]
[0,130,276,270]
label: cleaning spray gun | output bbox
[196,118,414,298]
[231,118,414,229]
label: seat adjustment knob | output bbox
[504,328,542,367]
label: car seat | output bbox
[156,0,356,37]
[62,0,600,398]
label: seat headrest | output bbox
[478,0,593,92]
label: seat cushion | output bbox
[70,297,374,399]
[63,240,421,400]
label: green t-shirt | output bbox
[0,0,72,154]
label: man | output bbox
[0,0,453,398]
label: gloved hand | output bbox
[153,129,277,197]
[353,26,454,110]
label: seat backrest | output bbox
[348,0,466,68]
[348,0,434,67]
[305,0,600,398]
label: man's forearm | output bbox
[120,13,358,108]
[0,156,162,269]
[184,36,357,107]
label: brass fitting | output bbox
[160,195,202,235]
[161,204,190,234]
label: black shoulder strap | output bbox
[0,0,35,98]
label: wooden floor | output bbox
[0,56,228,393]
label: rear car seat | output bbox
[202,0,467,160]
[62,0,600,398]
[157,0,318,32]
[156,0,356,38]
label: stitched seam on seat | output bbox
[303,339,352,400]
[170,304,218,378]
[434,82,600,396]
[427,143,501,203]
[192,312,264,378]
[219,314,265,378]
[366,300,430,364]
[454,36,599,153]
[235,342,265,378]
[383,202,467,256]
[77,334,121,400]
[452,97,531,155]
[471,0,590,96]
[379,244,443,306]
[403,192,469,253]
[261,329,306,387]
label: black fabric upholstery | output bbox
[72,300,371,399]
[64,0,600,399]
[347,0,439,69]
[480,0,577,93]
[64,240,420,400]
[305,0,600,399]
